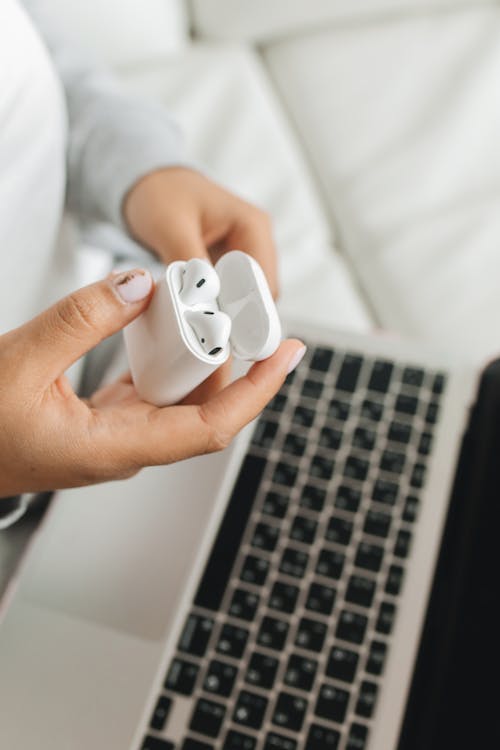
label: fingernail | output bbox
[113,269,153,303]
[286,344,307,374]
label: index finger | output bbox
[116,339,305,468]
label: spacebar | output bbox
[194,454,266,611]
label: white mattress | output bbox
[262,5,500,361]
[117,43,373,333]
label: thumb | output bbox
[22,269,153,383]
[156,220,209,264]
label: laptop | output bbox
[0,319,492,750]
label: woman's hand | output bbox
[123,167,279,298]
[0,270,305,497]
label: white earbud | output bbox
[179,258,220,306]
[185,309,232,356]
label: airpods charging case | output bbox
[124,251,282,406]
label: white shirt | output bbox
[0,0,67,333]
[0,0,188,335]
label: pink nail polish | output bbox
[286,345,307,374]
[114,269,153,303]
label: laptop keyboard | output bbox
[141,344,446,750]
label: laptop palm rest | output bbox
[16,449,234,642]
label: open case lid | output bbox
[215,251,282,361]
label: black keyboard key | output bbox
[346,723,369,750]
[293,405,315,428]
[279,547,309,578]
[228,589,260,622]
[394,529,412,558]
[310,347,334,372]
[189,698,225,738]
[345,575,376,608]
[204,660,238,697]
[380,450,406,475]
[257,616,289,651]
[233,690,268,730]
[240,555,269,586]
[223,730,256,750]
[150,695,172,731]
[316,548,345,580]
[418,432,433,455]
[178,614,214,657]
[403,495,420,523]
[268,393,287,413]
[315,683,350,723]
[195,455,266,611]
[165,658,199,695]
[366,640,387,676]
[305,582,336,615]
[372,478,398,505]
[295,617,327,652]
[290,515,318,545]
[385,564,405,596]
[402,367,424,388]
[284,653,318,691]
[245,652,279,689]
[182,739,213,750]
[426,401,440,424]
[353,426,376,451]
[272,692,307,732]
[251,522,279,552]
[395,393,418,416]
[325,516,353,546]
[335,484,361,514]
[319,426,342,451]
[252,419,278,449]
[273,462,298,488]
[269,581,299,614]
[326,646,359,683]
[264,732,297,750]
[328,398,350,421]
[344,455,369,482]
[432,373,446,395]
[336,610,368,645]
[355,542,384,572]
[306,724,340,750]
[283,433,307,457]
[368,360,393,393]
[216,624,249,659]
[356,681,378,718]
[142,737,175,750]
[363,509,391,538]
[336,355,363,392]
[360,399,383,422]
[410,463,426,489]
[388,420,412,444]
[300,484,326,512]
[262,491,289,519]
[302,379,324,400]
[310,454,335,481]
[376,601,396,635]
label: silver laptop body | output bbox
[0,322,478,750]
